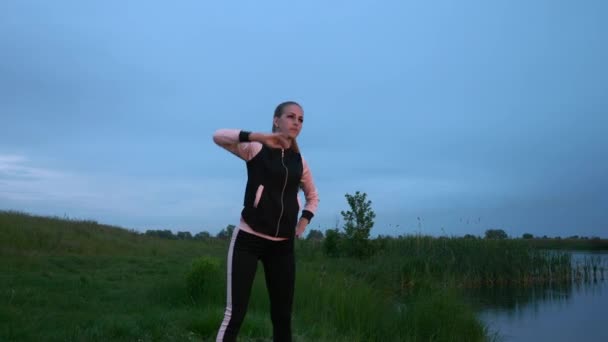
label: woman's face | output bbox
[274,104,304,139]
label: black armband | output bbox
[301,210,314,222]
[239,130,251,142]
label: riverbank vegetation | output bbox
[1,208,605,341]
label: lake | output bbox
[472,251,608,342]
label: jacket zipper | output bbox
[275,149,288,236]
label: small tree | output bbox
[306,229,324,241]
[216,230,228,240]
[216,224,236,240]
[522,233,533,239]
[485,229,508,240]
[341,191,376,258]
[226,224,235,237]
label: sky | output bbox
[1,0,607,238]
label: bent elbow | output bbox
[212,129,227,146]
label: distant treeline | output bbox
[144,224,238,241]
[144,229,210,240]
[460,229,608,250]
[144,225,327,241]
[523,236,608,250]
[142,226,608,251]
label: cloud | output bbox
[0,153,243,231]
[0,154,74,200]
[0,154,56,179]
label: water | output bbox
[473,251,608,342]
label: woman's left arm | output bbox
[296,157,319,237]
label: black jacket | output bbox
[213,129,319,239]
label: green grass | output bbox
[8,210,600,341]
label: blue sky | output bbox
[1,0,606,238]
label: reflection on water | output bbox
[470,282,573,311]
[471,252,608,342]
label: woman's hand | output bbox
[250,132,290,149]
[295,217,309,238]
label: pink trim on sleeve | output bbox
[212,129,262,161]
[300,157,319,215]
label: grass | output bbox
[4,210,602,341]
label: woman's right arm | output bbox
[212,129,290,161]
[213,129,260,161]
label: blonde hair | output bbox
[272,101,302,154]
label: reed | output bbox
[320,235,585,294]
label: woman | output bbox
[212,101,319,342]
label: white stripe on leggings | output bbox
[216,227,240,341]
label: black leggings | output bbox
[216,228,295,342]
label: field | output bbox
[2,211,603,341]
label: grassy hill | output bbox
[0,210,217,256]
[1,211,230,341]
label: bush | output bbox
[186,256,221,300]
[323,229,341,257]
[344,236,374,259]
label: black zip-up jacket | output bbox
[213,129,319,238]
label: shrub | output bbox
[323,229,341,257]
[186,256,221,300]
